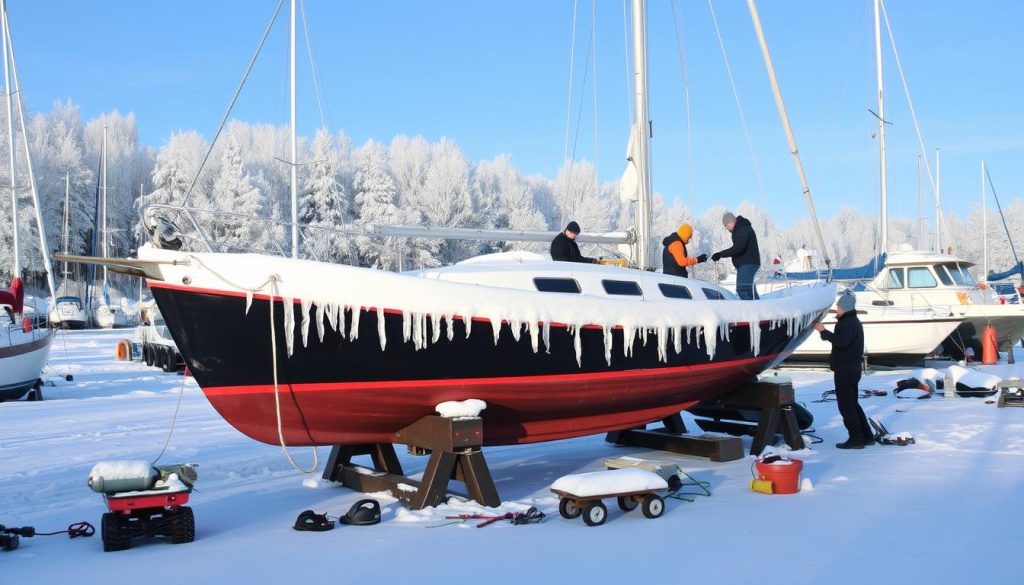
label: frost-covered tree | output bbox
[211,135,263,251]
[353,140,402,270]
[552,160,615,234]
[474,155,547,253]
[299,129,350,263]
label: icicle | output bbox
[348,306,360,341]
[430,313,442,344]
[673,325,683,356]
[283,296,295,356]
[300,298,312,348]
[315,302,326,342]
[491,319,501,346]
[377,306,387,351]
[245,291,254,315]
[572,325,582,367]
[603,325,613,366]
[528,321,539,353]
[462,315,472,339]
[402,310,412,343]
[337,305,346,339]
[656,325,668,363]
[510,320,522,342]
[325,302,337,332]
[445,315,455,342]
[542,322,551,354]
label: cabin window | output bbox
[702,288,725,300]
[940,263,975,286]
[935,267,954,286]
[533,277,581,294]
[601,280,642,296]
[886,268,905,289]
[658,283,692,299]
[907,267,937,288]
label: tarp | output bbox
[785,253,886,281]
[987,261,1024,282]
[0,277,24,314]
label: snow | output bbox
[947,364,1002,389]
[551,469,668,496]
[3,329,1023,583]
[435,399,486,418]
[88,460,153,481]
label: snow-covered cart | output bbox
[551,468,670,526]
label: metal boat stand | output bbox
[321,415,500,510]
[689,380,806,455]
[605,412,745,462]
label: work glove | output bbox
[711,252,722,262]
[697,254,708,263]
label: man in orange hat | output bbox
[662,223,707,278]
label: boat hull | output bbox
[151,282,817,446]
[0,329,52,401]
[789,314,962,366]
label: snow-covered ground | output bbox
[3,329,1023,582]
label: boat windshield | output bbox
[56,296,82,307]
[939,263,976,286]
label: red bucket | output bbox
[755,457,803,494]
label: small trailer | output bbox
[551,468,670,526]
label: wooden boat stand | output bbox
[321,415,500,510]
[690,380,806,455]
[605,413,745,462]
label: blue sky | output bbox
[8,0,1023,227]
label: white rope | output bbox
[151,367,189,467]
[268,276,319,474]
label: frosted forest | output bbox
[1,101,1020,294]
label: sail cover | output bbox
[987,261,1024,282]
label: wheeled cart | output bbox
[550,468,670,526]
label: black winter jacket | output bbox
[717,216,761,269]
[550,232,594,263]
[662,233,689,277]
[820,310,864,372]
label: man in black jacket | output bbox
[550,221,598,264]
[814,293,874,449]
[711,212,761,300]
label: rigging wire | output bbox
[669,0,695,214]
[621,0,634,127]
[180,0,286,207]
[591,0,600,176]
[563,0,580,166]
[569,26,594,164]
[300,0,332,134]
[983,165,1021,271]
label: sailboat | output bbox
[90,126,127,329]
[65,0,834,446]
[0,0,54,401]
[49,172,88,329]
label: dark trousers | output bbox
[736,264,761,300]
[835,370,872,445]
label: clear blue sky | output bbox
[8,0,1023,227]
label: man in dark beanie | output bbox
[711,211,761,299]
[550,221,598,263]
[814,292,874,449]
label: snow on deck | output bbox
[2,329,1023,582]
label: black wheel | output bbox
[169,507,195,544]
[582,501,607,526]
[144,344,153,367]
[558,498,582,519]
[617,496,638,512]
[667,474,683,493]
[101,513,130,552]
[161,347,175,372]
[641,494,664,519]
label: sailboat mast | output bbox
[63,172,70,279]
[874,0,888,253]
[982,159,987,278]
[630,0,652,270]
[289,0,298,259]
[1,0,18,279]
[101,125,108,281]
[935,148,942,252]
[916,155,923,248]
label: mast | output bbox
[289,0,298,259]
[101,125,108,282]
[631,0,652,270]
[982,159,987,278]
[2,0,18,282]
[874,0,888,253]
[935,148,942,252]
[63,172,70,279]
[916,155,923,249]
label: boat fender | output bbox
[22,317,31,333]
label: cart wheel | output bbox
[617,496,638,512]
[667,474,683,493]
[558,498,582,519]
[170,507,195,544]
[582,502,607,527]
[162,348,176,373]
[144,344,153,367]
[641,494,664,519]
[101,513,130,552]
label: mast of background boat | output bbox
[916,155,924,249]
[289,0,298,259]
[631,0,652,270]
[936,149,942,253]
[746,0,831,272]
[1,0,18,286]
[982,160,987,278]
[874,0,888,254]
[101,125,108,284]
[63,172,70,280]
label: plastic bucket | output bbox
[754,458,803,494]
